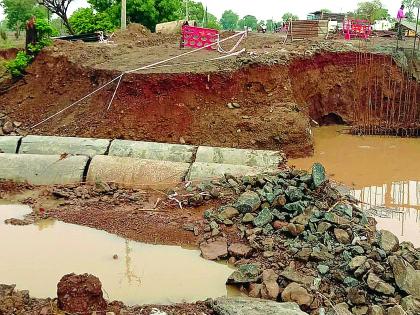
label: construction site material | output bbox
[0,136,21,153]
[86,155,190,187]
[19,135,110,157]
[195,146,283,168]
[289,20,328,40]
[109,140,196,163]
[350,53,420,136]
[187,162,275,182]
[0,153,88,185]
[156,20,196,34]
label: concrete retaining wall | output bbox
[109,140,196,163]
[87,155,190,187]
[195,146,283,168]
[0,153,88,185]
[0,136,21,153]
[19,135,110,157]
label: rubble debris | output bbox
[198,164,419,313]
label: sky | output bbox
[0,0,404,22]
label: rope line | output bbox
[30,31,247,128]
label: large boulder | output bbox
[227,264,261,284]
[261,269,280,301]
[367,273,395,295]
[228,243,253,258]
[378,230,399,253]
[389,256,420,299]
[57,273,107,314]
[311,163,326,188]
[281,282,313,307]
[400,295,420,315]
[207,297,307,315]
[200,238,228,260]
[235,191,261,213]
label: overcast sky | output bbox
[0,0,404,22]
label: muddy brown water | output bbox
[0,205,241,305]
[289,125,420,247]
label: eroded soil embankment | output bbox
[1,51,413,158]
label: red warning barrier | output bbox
[343,19,372,40]
[181,25,219,50]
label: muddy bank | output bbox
[2,49,418,157]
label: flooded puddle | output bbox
[289,126,420,246]
[0,205,237,305]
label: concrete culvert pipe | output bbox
[0,153,89,185]
[86,155,191,188]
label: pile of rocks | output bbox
[51,181,146,205]
[0,112,24,136]
[199,163,420,315]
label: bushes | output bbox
[5,51,32,77]
[5,18,57,77]
[69,8,116,34]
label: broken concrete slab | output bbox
[19,135,110,157]
[195,146,283,168]
[0,153,88,185]
[0,136,21,153]
[207,297,307,315]
[187,162,276,181]
[86,155,190,188]
[108,140,196,163]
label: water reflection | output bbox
[0,205,238,305]
[352,181,420,246]
[289,126,420,247]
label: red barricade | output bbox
[181,25,219,50]
[343,19,372,40]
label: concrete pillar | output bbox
[19,135,110,157]
[195,146,283,168]
[0,136,21,153]
[87,155,190,188]
[0,153,88,185]
[109,140,196,163]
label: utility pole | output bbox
[185,0,189,21]
[121,0,127,30]
[414,5,419,55]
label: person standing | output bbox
[397,5,406,40]
[25,16,37,53]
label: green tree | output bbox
[282,12,299,22]
[320,9,332,13]
[402,0,420,22]
[355,0,389,23]
[266,19,276,32]
[176,0,204,22]
[206,12,220,29]
[0,0,47,31]
[220,10,239,30]
[69,7,115,34]
[88,0,182,31]
[37,0,75,34]
[238,15,258,30]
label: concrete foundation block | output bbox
[109,140,196,163]
[0,136,21,153]
[195,146,283,168]
[86,155,190,188]
[0,153,88,185]
[19,135,110,157]
[187,162,277,182]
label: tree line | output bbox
[0,0,419,37]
